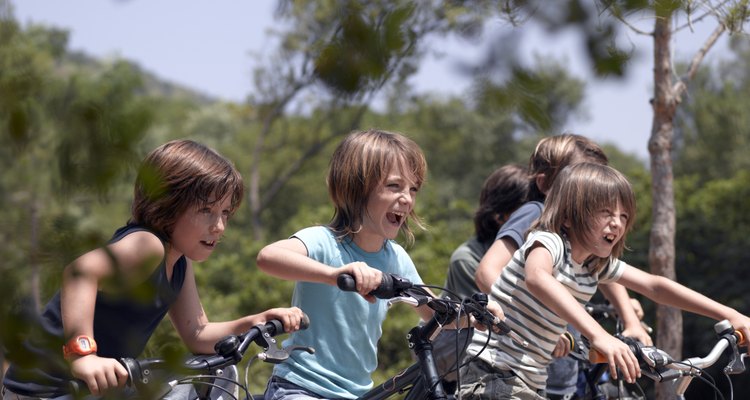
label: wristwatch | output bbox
[63,335,98,359]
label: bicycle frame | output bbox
[336,273,522,400]
[355,304,459,400]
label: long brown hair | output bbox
[327,129,427,245]
[534,163,636,271]
[130,139,244,241]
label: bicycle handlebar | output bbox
[336,273,414,299]
[588,319,747,381]
[337,272,526,346]
[69,315,312,397]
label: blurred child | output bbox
[2,140,304,399]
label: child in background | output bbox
[459,163,750,399]
[443,164,529,299]
[2,139,304,399]
[473,134,651,400]
[432,164,529,389]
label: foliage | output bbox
[3,1,750,398]
[675,35,750,182]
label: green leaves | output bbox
[314,3,415,95]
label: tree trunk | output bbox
[649,11,681,400]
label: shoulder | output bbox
[511,201,543,219]
[522,231,564,260]
[497,201,544,246]
[450,237,486,263]
[108,229,165,273]
[293,225,334,242]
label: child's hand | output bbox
[470,300,505,332]
[620,323,653,346]
[551,332,574,358]
[727,313,750,354]
[590,334,641,383]
[69,354,129,396]
[338,262,382,303]
[262,307,307,333]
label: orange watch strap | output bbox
[63,335,98,359]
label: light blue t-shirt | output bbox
[273,226,423,399]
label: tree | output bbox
[485,3,749,398]
[243,0,492,240]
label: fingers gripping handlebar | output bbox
[71,316,314,396]
[588,319,747,380]
[336,273,414,299]
[337,272,526,346]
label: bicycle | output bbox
[336,272,527,400]
[69,316,314,400]
[586,319,747,399]
[571,302,652,400]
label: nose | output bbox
[398,190,414,207]
[210,214,226,233]
[610,207,625,230]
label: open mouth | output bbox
[200,240,217,248]
[603,234,616,244]
[387,211,405,225]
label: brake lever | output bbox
[387,296,421,307]
[724,334,746,375]
[259,344,315,364]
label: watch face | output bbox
[64,335,97,358]
[77,337,93,351]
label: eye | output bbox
[410,186,419,194]
[200,207,212,214]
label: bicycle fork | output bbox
[407,323,449,400]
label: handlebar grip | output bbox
[589,348,608,364]
[337,273,413,299]
[265,313,311,336]
[337,274,357,292]
[68,379,86,396]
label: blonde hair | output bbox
[528,134,608,201]
[534,163,636,271]
[327,129,427,245]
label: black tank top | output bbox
[3,224,187,397]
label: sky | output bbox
[9,0,736,160]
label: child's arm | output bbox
[168,260,306,354]
[524,245,640,383]
[61,231,160,395]
[257,237,383,301]
[475,237,517,293]
[618,265,750,353]
[598,282,653,345]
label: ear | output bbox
[535,173,548,195]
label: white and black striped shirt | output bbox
[467,230,624,390]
